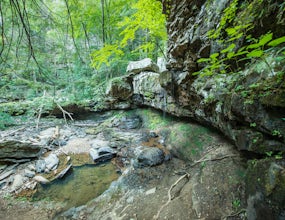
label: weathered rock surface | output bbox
[134,146,165,167]
[0,140,41,163]
[36,159,46,173]
[89,147,116,163]
[55,164,72,179]
[127,58,159,74]
[44,153,59,171]
[10,174,24,192]
[33,175,50,184]
[105,76,133,101]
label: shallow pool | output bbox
[32,163,119,209]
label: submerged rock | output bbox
[55,164,72,179]
[33,175,50,184]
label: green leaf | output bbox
[197,58,211,63]
[227,52,235,59]
[210,53,219,59]
[268,36,285,47]
[246,50,263,58]
[226,27,237,36]
[247,43,260,49]
[221,43,236,54]
[258,33,273,46]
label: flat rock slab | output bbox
[0,140,41,163]
[127,58,159,74]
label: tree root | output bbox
[153,152,240,219]
[221,209,247,220]
[189,154,239,168]
[153,173,190,220]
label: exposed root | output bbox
[221,209,247,220]
[153,173,190,220]
[191,154,239,167]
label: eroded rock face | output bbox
[159,0,285,155]
[0,140,41,163]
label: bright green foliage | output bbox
[91,44,123,69]
[118,0,167,47]
[195,0,285,77]
[0,0,166,113]
[91,0,167,70]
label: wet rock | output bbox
[119,116,142,129]
[0,165,7,172]
[55,164,72,179]
[89,147,116,163]
[36,160,46,173]
[0,140,41,163]
[10,174,24,192]
[27,164,36,171]
[135,147,164,167]
[98,146,116,155]
[127,58,159,74]
[44,153,59,171]
[33,175,50,184]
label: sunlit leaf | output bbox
[246,50,263,58]
[268,36,285,47]
[221,43,236,54]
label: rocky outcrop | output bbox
[0,140,41,163]
[159,0,285,156]
[103,0,285,218]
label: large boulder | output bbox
[106,76,133,101]
[0,140,41,163]
[127,58,159,74]
[134,146,165,167]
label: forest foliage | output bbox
[0,0,166,105]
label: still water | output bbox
[33,163,119,209]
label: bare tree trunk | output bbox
[101,0,105,45]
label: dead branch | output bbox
[56,102,74,123]
[153,173,190,220]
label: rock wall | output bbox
[159,0,285,155]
